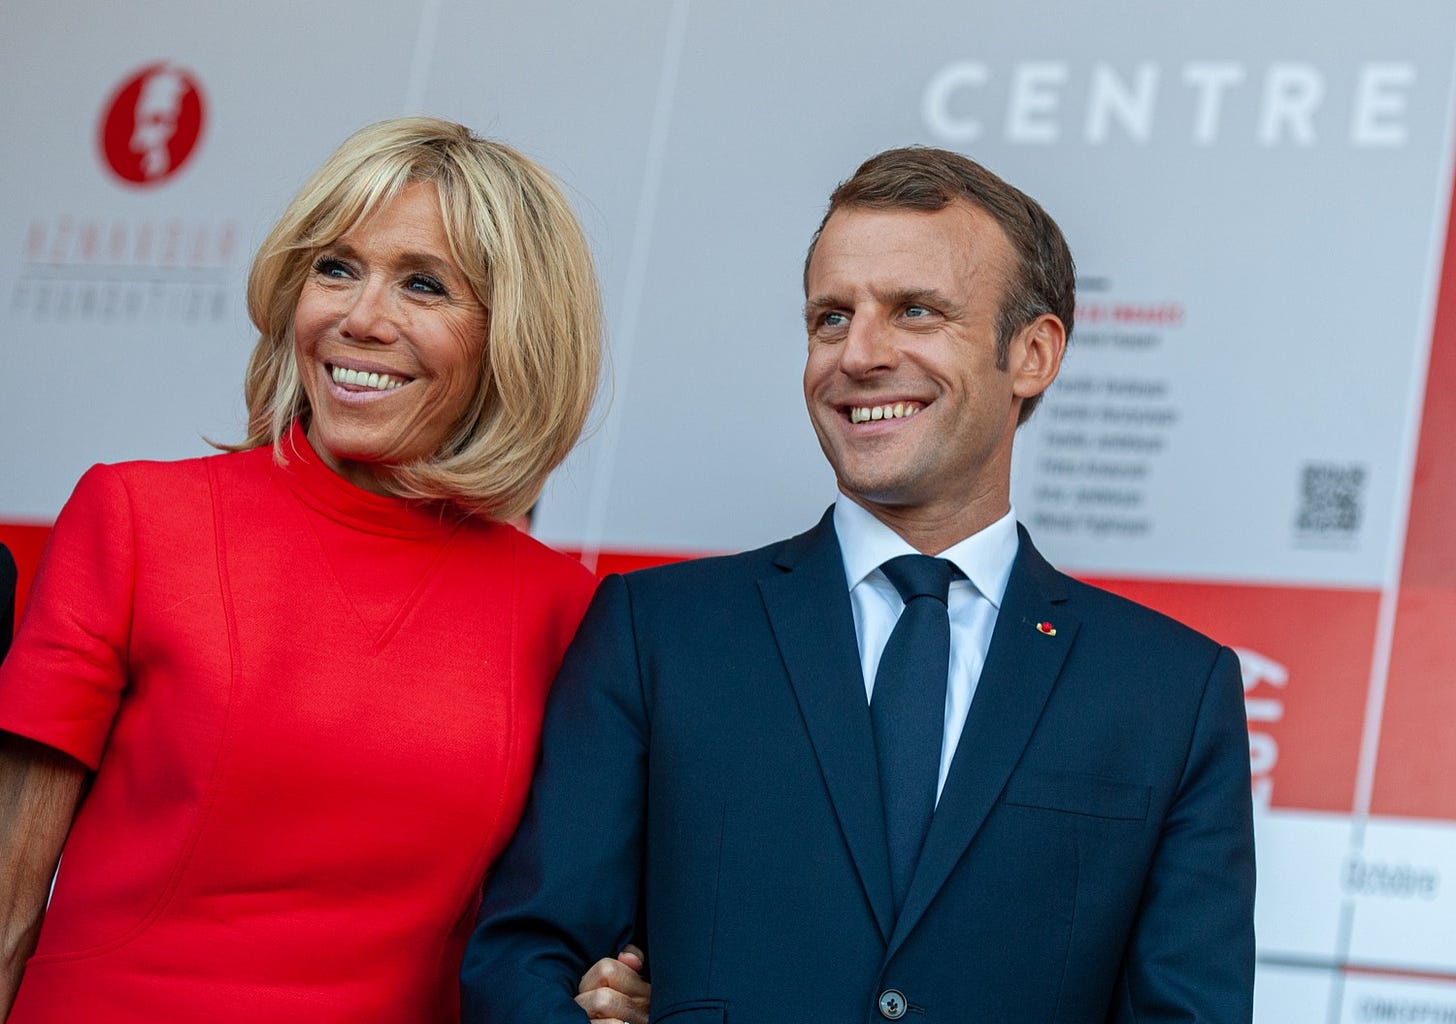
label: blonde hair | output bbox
[228,117,603,520]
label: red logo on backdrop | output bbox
[98,62,206,187]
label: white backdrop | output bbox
[2,2,1455,1019]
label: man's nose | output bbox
[339,280,400,344]
[838,316,898,376]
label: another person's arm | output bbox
[1111,646,1255,1023]
[0,543,16,661]
[0,732,85,1017]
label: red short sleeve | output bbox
[0,464,134,768]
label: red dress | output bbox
[0,424,596,1022]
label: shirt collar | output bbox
[833,493,1020,609]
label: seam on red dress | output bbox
[31,457,242,965]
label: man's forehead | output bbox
[805,201,1011,298]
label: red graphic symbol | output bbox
[98,62,206,187]
[1036,621,1057,636]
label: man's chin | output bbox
[835,481,919,513]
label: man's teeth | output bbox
[849,403,920,424]
[331,366,407,391]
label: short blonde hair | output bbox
[230,117,603,520]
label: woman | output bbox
[0,118,644,1022]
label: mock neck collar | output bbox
[272,421,462,540]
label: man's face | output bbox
[803,202,1054,536]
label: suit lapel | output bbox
[759,510,895,943]
[887,526,1078,957]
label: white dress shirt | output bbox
[833,494,1019,802]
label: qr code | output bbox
[1295,463,1365,536]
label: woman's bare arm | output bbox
[0,732,85,1018]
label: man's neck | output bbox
[844,490,1012,556]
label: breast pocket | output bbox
[652,998,727,1023]
[1002,769,1150,821]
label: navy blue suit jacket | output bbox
[463,513,1254,1023]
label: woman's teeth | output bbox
[331,366,407,391]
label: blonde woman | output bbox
[0,118,644,1023]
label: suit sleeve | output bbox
[462,572,648,1023]
[1110,645,1255,1023]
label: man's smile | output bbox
[846,401,924,424]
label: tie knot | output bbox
[879,554,957,605]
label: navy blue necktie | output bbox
[872,554,957,917]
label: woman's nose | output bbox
[338,280,399,344]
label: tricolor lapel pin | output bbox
[1036,621,1057,636]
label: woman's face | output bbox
[293,180,488,495]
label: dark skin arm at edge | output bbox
[0,732,86,1019]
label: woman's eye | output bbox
[406,274,446,295]
[313,256,351,278]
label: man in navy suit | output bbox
[463,147,1254,1023]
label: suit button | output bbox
[877,989,908,1020]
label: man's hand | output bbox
[575,944,649,1024]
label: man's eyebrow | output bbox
[805,287,963,317]
[884,287,958,311]
[803,294,843,320]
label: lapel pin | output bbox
[1036,621,1057,636]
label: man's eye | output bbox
[904,305,930,318]
[822,311,849,328]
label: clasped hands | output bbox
[577,943,650,1024]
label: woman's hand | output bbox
[576,943,650,1024]
[0,732,86,1018]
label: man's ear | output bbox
[1010,313,1066,401]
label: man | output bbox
[462,147,1255,1023]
